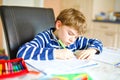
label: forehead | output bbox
[63,26,80,36]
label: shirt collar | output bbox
[50,28,58,41]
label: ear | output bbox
[55,20,62,29]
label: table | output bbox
[6,47,120,80]
[84,60,120,80]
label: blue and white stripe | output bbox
[17,28,103,60]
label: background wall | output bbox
[0,0,2,48]
[0,0,119,49]
[44,0,61,18]
[3,0,34,6]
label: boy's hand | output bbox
[74,49,97,60]
[54,49,75,60]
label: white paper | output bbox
[25,58,97,74]
[93,47,120,65]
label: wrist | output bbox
[88,48,98,53]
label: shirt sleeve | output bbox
[75,36,103,54]
[17,33,54,60]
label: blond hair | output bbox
[56,8,87,34]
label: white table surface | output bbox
[86,61,120,80]
[85,47,120,80]
[6,47,120,80]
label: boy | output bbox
[17,8,103,60]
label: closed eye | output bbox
[68,31,74,36]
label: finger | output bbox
[86,55,92,60]
[80,55,88,60]
[87,54,95,60]
[78,52,89,59]
[76,50,85,59]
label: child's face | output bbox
[55,21,80,46]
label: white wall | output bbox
[2,0,44,7]
[3,0,34,6]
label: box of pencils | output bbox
[0,58,29,79]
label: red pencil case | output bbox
[0,58,29,79]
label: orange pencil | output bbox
[0,64,2,75]
[2,63,5,75]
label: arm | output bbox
[74,36,103,60]
[17,33,74,60]
[17,33,54,60]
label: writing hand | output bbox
[74,48,97,60]
[54,49,74,60]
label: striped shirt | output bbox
[17,28,103,60]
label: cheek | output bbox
[57,30,66,39]
[59,32,69,41]
[61,34,68,39]
[62,32,69,38]
[59,29,67,37]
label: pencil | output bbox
[58,40,66,49]
[0,64,2,75]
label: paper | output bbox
[93,47,120,65]
[25,58,97,75]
